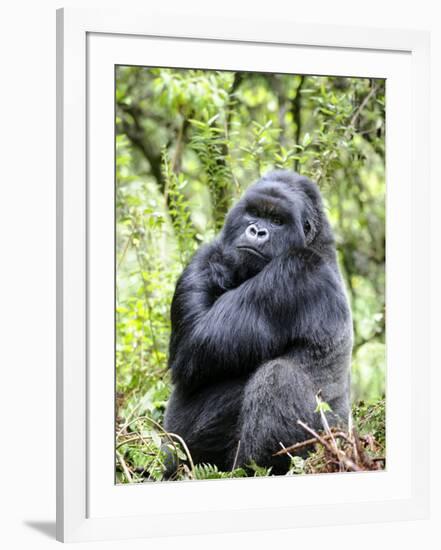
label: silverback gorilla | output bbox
[163,170,352,475]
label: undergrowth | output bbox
[116,398,385,483]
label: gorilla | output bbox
[163,170,352,475]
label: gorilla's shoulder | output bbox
[183,239,228,275]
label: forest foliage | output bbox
[115,67,386,482]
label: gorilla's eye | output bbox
[303,219,312,234]
[271,216,283,226]
[247,207,259,218]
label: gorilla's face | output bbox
[221,171,333,279]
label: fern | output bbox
[189,115,233,231]
[193,463,248,480]
[161,148,198,266]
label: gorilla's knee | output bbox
[237,360,317,474]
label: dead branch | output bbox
[297,420,362,472]
[116,449,133,482]
[231,440,241,472]
[273,430,352,457]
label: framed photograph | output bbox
[56,7,430,543]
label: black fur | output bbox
[164,170,352,474]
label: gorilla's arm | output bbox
[169,243,350,390]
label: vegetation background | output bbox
[115,67,386,483]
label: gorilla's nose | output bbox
[246,223,269,244]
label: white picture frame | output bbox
[56,7,430,543]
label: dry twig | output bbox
[116,449,133,482]
[297,420,362,472]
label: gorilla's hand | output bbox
[205,244,240,295]
[206,243,265,296]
